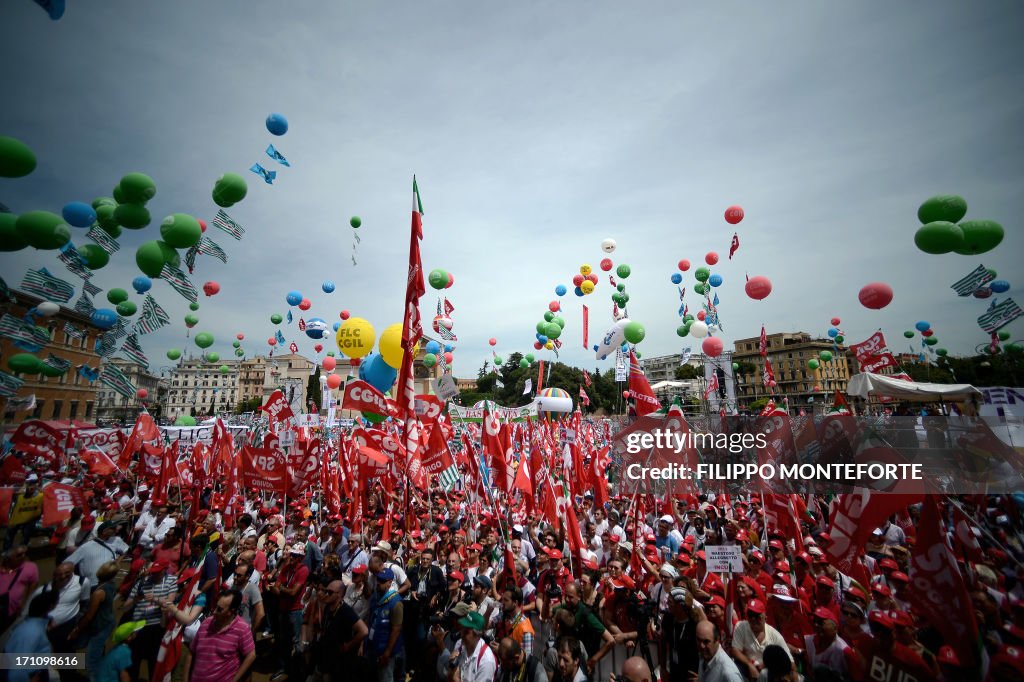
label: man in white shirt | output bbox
[138,504,176,550]
[448,611,496,682]
[730,599,792,679]
[23,561,90,656]
[66,522,128,586]
[697,620,744,682]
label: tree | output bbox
[675,364,702,380]
[307,366,322,411]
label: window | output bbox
[59,372,67,385]
[85,401,94,418]
[32,400,45,419]
[51,400,63,419]
[69,400,79,419]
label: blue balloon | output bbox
[670,273,682,284]
[304,318,329,340]
[332,322,341,332]
[322,280,336,294]
[555,284,567,296]
[359,353,398,394]
[708,274,723,287]
[425,340,441,354]
[575,287,584,297]
[132,276,152,294]
[537,335,547,344]
[593,344,599,352]
[444,344,454,353]
[286,291,302,306]
[266,113,289,136]
[827,327,839,338]
[91,308,118,330]
[62,202,96,228]
[621,343,629,352]
[990,280,1011,293]
[915,320,931,332]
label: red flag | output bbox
[0,456,28,485]
[395,177,426,487]
[79,448,117,476]
[582,370,592,388]
[259,389,295,425]
[628,351,660,416]
[149,442,177,506]
[537,360,545,393]
[826,489,921,575]
[759,325,767,357]
[729,232,740,259]
[151,566,203,682]
[579,386,590,407]
[590,446,610,509]
[118,413,161,471]
[42,482,85,527]
[240,445,288,494]
[763,359,776,388]
[420,421,456,478]
[952,503,984,564]
[907,495,981,670]
[0,487,14,527]
[10,420,65,465]
[582,305,589,349]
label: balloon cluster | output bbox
[428,268,455,290]
[913,195,1004,255]
[572,263,601,297]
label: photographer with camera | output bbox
[406,547,448,674]
[659,587,704,682]
[432,602,473,679]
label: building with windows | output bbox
[639,351,704,384]
[732,331,852,407]
[455,377,478,392]
[95,358,162,424]
[163,357,241,422]
[0,290,105,424]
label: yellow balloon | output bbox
[336,317,376,358]
[544,340,554,350]
[379,323,405,369]
[579,264,592,276]
[580,280,595,294]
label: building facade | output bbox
[0,290,105,424]
[732,332,852,407]
[163,357,241,422]
[95,358,162,424]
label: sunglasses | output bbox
[841,609,861,618]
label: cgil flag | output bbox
[58,245,93,280]
[196,235,227,264]
[133,294,171,335]
[212,209,245,240]
[120,334,149,369]
[86,225,120,254]
[99,362,137,400]
[159,262,198,303]
[729,232,740,259]
[21,267,75,303]
[0,370,24,398]
[951,263,994,297]
[977,298,1023,333]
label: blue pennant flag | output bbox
[249,163,277,184]
[266,144,291,167]
[275,329,286,345]
[712,292,720,306]
[287,310,293,324]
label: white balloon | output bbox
[36,301,60,317]
[319,376,328,385]
[594,318,630,360]
[601,238,617,253]
[689,321,709,338]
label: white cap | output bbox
[659,514,675,525]
[25,473,39,483]
[659,564,679,579]
[512,524,525,534]
[137,484,149,493]
[618,540,634,552]
[289,542,306,555]
[373,541,392,554]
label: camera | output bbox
[545,584,563,600]
[429,613,445,626]
[625,594,657,622]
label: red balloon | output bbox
[705,252,719,266]
[314,344,323,353]
[724,205,744,224]
[268,337,277,346]
[600,258,613,272]
[340,310,350,320]
[696,310,706,321]
[549,301,560,313]
[678,259,691,272]
[622,390,631,399]
[533,341,543,350]
[586,273,599,284]
[236,333,244,340]
[921,329,934,338]
[136,388,148,400]
[445,273,455,289]
[202,281,220,297]
[572,274,584,286]
[350,358,361,367]
[198,219,207,233]
[830,317,841,327]
[488,338,497,346]
[702,336,724,358]
[326,374,343,390]
[858,282,893,310]
[444,352,454,364]
[323,357,336,371]
[745,275,773,300]
[298,298,312,311]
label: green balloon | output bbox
[987,268,998,279]
[998,330,1011,342]
[423,353,437,368]
[611,293,622,306]
[924,337,938,346]
[635,352,642,359]
[620,293,630,304]
[543,311,555,322]
[167,349,181,360]
[917,195,967,225]
[112,184,126,204]
[194,332,214,349]
[118,173,157,204]
[78,244,109,270]
[271,313,283,325]
[95,205,120,235]
[428,269,449,290]
[904,330,915,338]
[545,322,562,340]
[159,213,202,249]
[694,267,711,283]
[107,288,129,305]
[116,301,137,317]
[0,213,27,252]
[525,353,535,363]
[206,352,220,362]
[0,136,37,178]
[175,415,196,426]
[135,240,180,278]
[808,359,820,370]
[232,340,241,348]
[327,351,335,357]
[91,197,116,210]
[235,349,245,357]
[693,283,707,295]
[494,356,503,366]
[914,221,964,254]
[362,411,387,424]
[7,353,42,374]
[553,316,565,329]
[623,321,645,344]
[350,216,362,228]
[684,315,694,323]
[617,283,626,292]
[212,172,248,207]
[936,348,948,357]
[15,211,71,250]
[819,351,833,362]
[519,358,529,369]
[536,321,548,335]
[184,314,199,327]
[834,335,844,344]
[616,264,631,279]
[220,365,230,374]
[38,362,64,378]
[114,203,151,229]
[189,302,200,311]
[676,324,690,337]
[1007,343,1024,355]
[953,220,1004,255]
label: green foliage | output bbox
[748,397,770,412]
[675,364,703,380]
[235,397,262,414]
[307,366,323,411]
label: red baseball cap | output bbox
[844,586,869,602]
[776,560,791,573]
[771,584,797,602]
[871,583,892,597]
[695,550,706,561]
[545,549,563,561]
[747,599,766,615]
[768,539,784,550]
[868,610,894,629]
[937,646,961,667]
[813,606,838,623]
[891,610,914,628]
[750,550,765,564]
[448,571,465,583]
[815,576,835,589]
[879,558,899,570]
[706,595,727,609]
[352,565,368,575]
[889,571,910,584]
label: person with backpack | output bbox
[498,636,547,682]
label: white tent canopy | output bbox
[847,372,982,402]
[650,380,689,391]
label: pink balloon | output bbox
[323,357,336,371]
[203,281,220,297]
[622,390,631,399]
[298,298,312,311]
[858,282,893,310]
[268,337,277,346]
[198,219,207,233]
[572,274,584,286]
[136,388,148,400]
[586,273,599,284]
[236,333,245,340]
[488,338,497,346]
[445,272,455,289]
[705,252,719,266]
[830,317,841,327]
[314,344,323,353]
[533,341,543,350]
[549,301,560,313]
[921,329,934,338]
[600,258,613,272]
[340,310,350,320]
[745,275,773,301]
[678,259,691,272]
[444,352,454,364]
[697,310,707,321]
[702,336,724,358]
[724,205,744,225]
[326,374,342,390]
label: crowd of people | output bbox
[2,456,1024,682]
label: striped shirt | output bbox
[190,616,255,682]
[131,575,179,625]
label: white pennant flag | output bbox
[523,378,533,395]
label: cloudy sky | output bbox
[2,1,1022,383]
